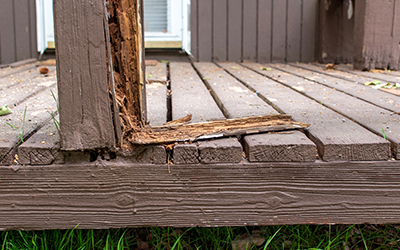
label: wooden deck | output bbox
[1,61,400,229]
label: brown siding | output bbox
[191,0,318,63]
[353,0,400,70]
[0,0,37,65]
[318,0,354,64]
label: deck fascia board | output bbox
[1,160,400,230]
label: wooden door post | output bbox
[353,0,400,70]
[54,0,145,150]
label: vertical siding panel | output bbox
[190,0,198,60]
[272,0,287,62]
[340,2,354,63]
[286,0,301,62]
[29,0,38,58]
[213,0,227,61]
[0,0,16,64]
[242,0,257,61]
[257,0,272,63]
[301,0,317,62]
[198,0,212,61]
[14,0,31,61]
[394,0,400,69]
[228,0,242,62]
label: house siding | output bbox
[191,0,319,63]
[0,0,37,65]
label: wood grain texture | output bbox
[198,0,212,61]
[227,0,242,62]
[286,0,301,62]
[242,0,257,62]
[173,143,199,164]
[288,63,400,114]
[198,138,242,164]
[272,0,287,62]
[335,64,400,85]
[54,0,115,150]
[131,114,309,145]
[0,86,58,165]
[145,82,167,126]
[1,161,400,230]
[1,67,56,108]
[212,0,227,62]
[146,62,167,83]
[271,63,400,159]
[239,63,391,161]
[244,131,316,162]
[353,0,400,70]
[257,0,272,63]
[301,0,317,62]
[194,62,279,118]
[0,63,35,77]
[0,66,47,90]
[170,62,225,123]
[109,0,146,146]
[18,120,64,166]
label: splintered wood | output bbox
[108,0,145,145]
[106,1,309,147]
[130,114,310,145]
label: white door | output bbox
[36,0,55,53]
[144,0,191,53]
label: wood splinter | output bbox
[130,114,310,145]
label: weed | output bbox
[6,106,27,144]
[382,128,388,141]
[48,89,60,132]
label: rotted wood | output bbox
[130,114,310,145]
[108,0,146,147]
[1,160,400,230]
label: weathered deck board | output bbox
[0,63,36,78]
[276,63,400,113]
[0,86,58,165]
[146,82,167,126]
[237,63,390,161]
[193,62,279,118]
[197,138,242,164]
[243,131,316,162]
[266,64,400,159]
[18,119,63,165]
[0,66,48,90]
[1,68,56,108]
[146,62,167,83]
[217,62,317,162]
[298,63,400,86]
[1,161,400,230]
[170,62,225,123]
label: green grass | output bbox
[6,106,27,144]
[0,224,399,250]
